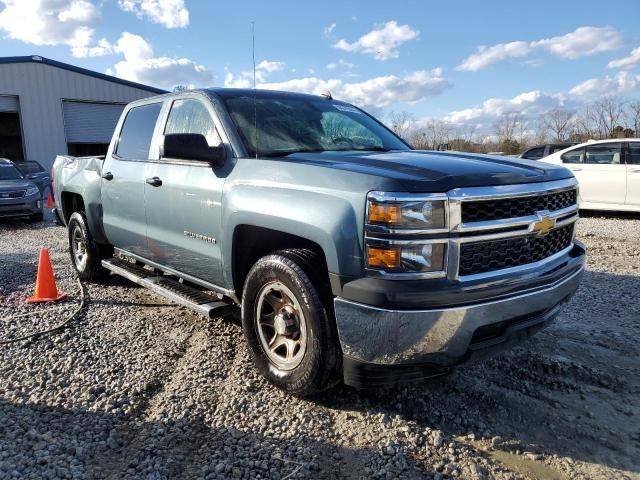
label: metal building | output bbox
[0,55,165,170]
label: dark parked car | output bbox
[14,160,50,198]
[0,158,43,222]
[520,143,577,160]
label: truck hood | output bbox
[282,150,573,191]
[0,179,35,191]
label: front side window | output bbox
[585,143,622,164]
[223,95,409,157]
[0,164,24,180]
[164,99,221,147]
[115,103,162,160]
[628,142,640,165]
[561,147,584,164]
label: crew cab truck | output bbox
[53,89,585,394]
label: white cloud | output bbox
[326,59,354,70]
[110,32,211,89]
[118,0,188,28]
[0,0,102,56]
[458,26,622,71]
[333,20,419,60]
[444,90,563,126]
[73,37,113,58]
[238,68,449,108]
[223,59,286,87]
[568,71,640,98]
[532,26,621,59]
[256,60,285,74]
[324,23,336,35]
[608,46,640,69]
[457,41,531,71]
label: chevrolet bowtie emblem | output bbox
[531,212,555,236]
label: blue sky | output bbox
[1,0,639,131]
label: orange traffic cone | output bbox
[26,248,67,303]
[46,191,55,209]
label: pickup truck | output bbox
[53,88,586,394]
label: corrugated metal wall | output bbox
[0,61,158,170]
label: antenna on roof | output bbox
[320,91,332,100]
[252,21,258,159]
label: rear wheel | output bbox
[241,249,341,395]
[67,211,110,281]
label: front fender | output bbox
[221,182,364,288]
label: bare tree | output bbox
[627,101,640,137]
[493,112,522,143]
[386,110,415,139]
[593,97,626,138]
[540,107,574,142]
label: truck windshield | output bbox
[0,164,24,180]
[223,95,410,157]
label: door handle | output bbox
[629,169,640,174]
[145,176,163,187]
[570,168,582,172]
[101,172,114,180]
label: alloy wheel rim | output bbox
[255,281,307,371]
[72,226,87,270]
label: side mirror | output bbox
[162,133,225,166]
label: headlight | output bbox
[367,192,447,230]
[25,186,40,196]
[366,240,447,275]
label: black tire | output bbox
[30,211,43,222]
[67,211,110,281]
[241,249,341,396]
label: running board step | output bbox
[101,258,233,319]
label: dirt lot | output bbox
[0,212,638,480]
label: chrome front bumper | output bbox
[334,264,584,367]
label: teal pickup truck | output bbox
[53,89,585,394]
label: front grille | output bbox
[459,224,574,276]
[462,188,577,223]
[0,190,26,199]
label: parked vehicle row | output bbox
[520,143,577,160]
[540,139,640,212]
[0,158,44,222]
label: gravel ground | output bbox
[0,210,639,480]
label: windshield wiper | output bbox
[259,148,327,157]
[352,146,392,152]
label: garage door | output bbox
[62,101,125,143]
[0,95,18,112]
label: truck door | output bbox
[143,97,228,286]
[101,102,163,256]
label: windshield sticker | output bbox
[333,104,363,114]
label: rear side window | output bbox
[116,103,162,160]
[522,146,545,160]
[585,143,622,164]
[548,145,567,155]
[561,148,584,164]
[629,142,640,164]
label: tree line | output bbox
[386,96,640,155]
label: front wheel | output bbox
[67,211,110,281]
[241,249,341,396]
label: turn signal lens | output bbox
[367,246,401,269]
[368,203,402,224]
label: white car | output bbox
[540,138,640,212]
